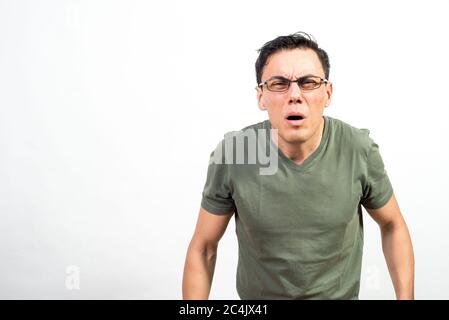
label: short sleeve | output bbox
[200,141,236,215]
[360,136,394,210]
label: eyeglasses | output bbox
[258,75,328,92]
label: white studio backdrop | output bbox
[0,0,448,299]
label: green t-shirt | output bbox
[201,115,393,299]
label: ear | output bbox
[324,81,333,108]
[256,86,267,111]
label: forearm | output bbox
[182,243,217,300]
[381,221,415,299]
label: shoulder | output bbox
[209,119,269,162]
[239,119,268,132]
[327,116,373,157]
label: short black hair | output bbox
[255,31,330,85]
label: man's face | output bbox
[257,48,333,144]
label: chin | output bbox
[279,130,309,144]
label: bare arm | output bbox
[182,207,234,300]
[366,193,415,300]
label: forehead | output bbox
[262,48,324,79]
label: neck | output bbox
[272,117,325,165]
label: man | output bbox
[182,32,414,299]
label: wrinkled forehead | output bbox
[262,48,325,80]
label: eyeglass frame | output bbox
[257,75,329,92]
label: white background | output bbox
[1,0,448,299]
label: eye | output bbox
[268,79,289,91]
[272,80,288,86]
[299,77,321,89]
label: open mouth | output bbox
[286,115,304,120]
[285,113,306,126]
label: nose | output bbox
[288,81,303,104]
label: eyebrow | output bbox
[279,73,319,79]
[267,73,323,81]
